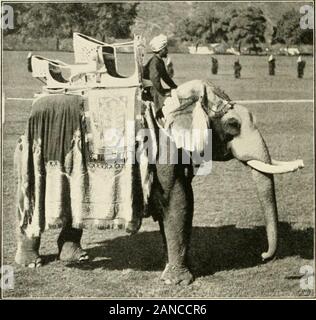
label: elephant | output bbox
[14,79,303,285]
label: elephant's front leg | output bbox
[159,166,194,285]
[57,226,89,262]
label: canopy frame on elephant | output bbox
[28,33,146,94]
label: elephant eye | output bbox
[224,118,241,137]
[224,133,234,142]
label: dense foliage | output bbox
[272,8,313,45]
[2,2,313,50]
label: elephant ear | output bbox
[161,79,239,154]
[163,81,210,153]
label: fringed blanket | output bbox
[15,90,150,238]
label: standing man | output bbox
[234,59,242,79]
[211,57,218,74]
[297,55,306,78]
[268,54,276,75]
[142,34,177,118]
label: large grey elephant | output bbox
[14,79,303,285]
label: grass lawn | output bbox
[2,51,314,298]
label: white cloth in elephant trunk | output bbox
[247,159,304,174]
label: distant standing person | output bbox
[268,54,276,75]
[297,55,306,78]
[211,57,218,74]
[234,59,242,79]
[195,41,200,53]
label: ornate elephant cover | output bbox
[15,89,148,238]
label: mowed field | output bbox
[2,51,314,298]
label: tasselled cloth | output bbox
[15,90,151,238]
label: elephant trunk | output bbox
[229,129,278,261]
[252,164,278,261]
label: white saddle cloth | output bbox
[162,89,180,118]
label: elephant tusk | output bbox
[247,159,304,174]
[271,159,304,168]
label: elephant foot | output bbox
[15,251,43,268]
[57,227,88,262]
[15,236,42,268]
[58,242,89,262]
[160,263,194,285]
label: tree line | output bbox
[175,4,313,49]
[4,2,313,50]
[5,3,138,49]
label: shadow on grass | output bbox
[66,222,313,278]
[42,254,59,266]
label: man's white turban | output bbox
[150,34,168,52]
